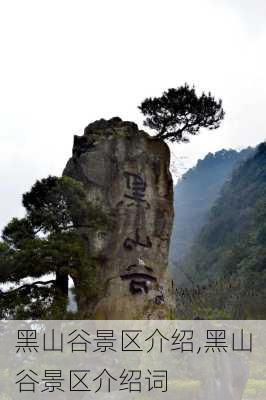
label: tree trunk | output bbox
[55,271,69,296]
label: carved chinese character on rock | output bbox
[120,262,157,295]
[63,117,176,319]
[124,172,146,203]
[123,229,152,251]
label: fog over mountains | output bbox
[171,143,266,318]
[170,147,254,280]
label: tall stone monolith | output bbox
[63,117,176,319]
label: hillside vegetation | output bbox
[170,148,253,268]
[174,143,266,319]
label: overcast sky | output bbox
[0,0,266,232]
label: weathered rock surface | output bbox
[63,117,176,319]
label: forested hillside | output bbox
[175,142,266,319]
[170,147,253,266]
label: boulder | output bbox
[63,117,176,319]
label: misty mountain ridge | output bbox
[174,142,266,319]
[170,147,254,273]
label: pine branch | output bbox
[0,280,55,297]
